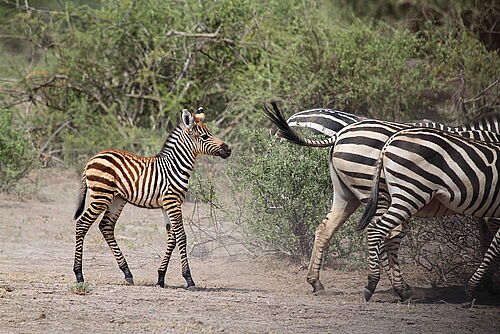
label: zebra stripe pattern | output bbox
[265,103,499,297]
[357,127,500,299]
[286,108,365,136]
[73,108,231,287]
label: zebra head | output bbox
[181,107,231,159]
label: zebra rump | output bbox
[263,102,337,147]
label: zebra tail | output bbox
[355,152,384,231]
[74,175,87,220]
[263,102,337,147]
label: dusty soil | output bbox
[0,170,499,333]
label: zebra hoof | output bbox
[186,285,196,291]
[308,280,325,295]
[363,287,374,302]
[74,270,84,283]
[124,276,134,285]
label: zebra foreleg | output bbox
[466,228,500,297]
[73,200,109,283]
[157,213,176,288]
[98,196,133,284]
[158,203,195,289]
[174,220,195,289]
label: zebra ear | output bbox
[181,108,194,129]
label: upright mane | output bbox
[157,125,183,157]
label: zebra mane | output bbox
[464,112,500,133]
[157,125,184,157]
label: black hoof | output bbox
[74,271,84,283]
[186,285,196,291]
[157,270,166,288]
[363,287,374,302]
[125,276,134,285]
[308,279,325,295]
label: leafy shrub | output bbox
[0,109,34,190]
[227,130,365,265]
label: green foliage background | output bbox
[0,0,498,263]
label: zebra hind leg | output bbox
[306,198,359,294]
[366,216,412,302]
[465,228,500,297]
[98,196,134,285]
[380,227,412,299]
[73,200,109,283]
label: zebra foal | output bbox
[357,127,500,299]
[73,107,231,288]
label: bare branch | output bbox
[462,79,499,104]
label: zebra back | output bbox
[286,108,365,136]
[356,126,500,231]
[286,105,499,140]
[264,102,338,147]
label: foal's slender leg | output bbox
[157,195,195,289]
[73,196,111,283]
[98,196,133,284]
[156,211,176,287]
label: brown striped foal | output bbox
[73,107,231,288]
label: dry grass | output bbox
[69,282,92,295]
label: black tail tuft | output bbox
[355,157,383,231]
[355,188,379,231]
[263,102,310,146]
[74,176,87,220]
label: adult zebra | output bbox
[265,102,499,300]
[73,107,231,288]
[356,127,500,298]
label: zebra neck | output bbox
[158,126,184,157]
[159,137,196,177]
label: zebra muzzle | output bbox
[219,144,231,159]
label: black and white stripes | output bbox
[357,127,499,299]
[265,103,499,299]
[73,108,231,287]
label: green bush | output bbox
[0,109,34,190]
[227,130,365,264]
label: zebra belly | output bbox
[415,198,457,218]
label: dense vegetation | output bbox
[1,0,498,267]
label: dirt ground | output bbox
[0,170,499,333]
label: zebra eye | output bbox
[200,134,209,140]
